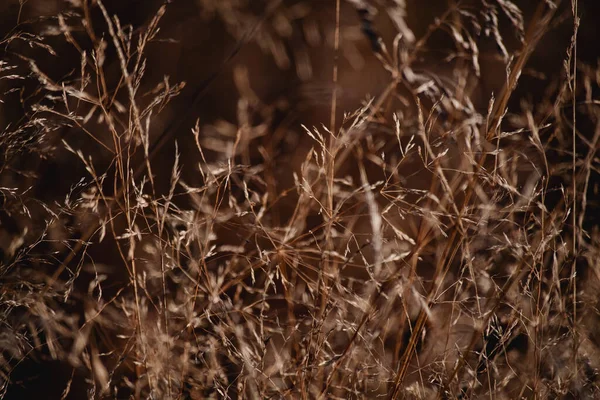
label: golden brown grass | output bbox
[1,0,600,398]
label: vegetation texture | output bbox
[1,0,599,398]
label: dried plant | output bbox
[1,0,599,399]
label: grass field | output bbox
[1,0,600,398]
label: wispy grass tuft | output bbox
[1,0,599,398]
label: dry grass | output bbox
[1,0,600,398]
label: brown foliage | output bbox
[1,0,600,398]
